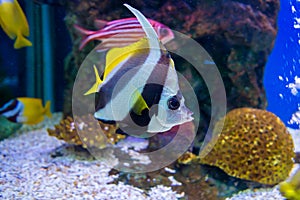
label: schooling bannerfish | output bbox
[0,98,52,124]
[84,4,193,133]
[74,17,174,51]
[0,0,32,49]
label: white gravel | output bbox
[0,127,180,199]
[1,116,299,199]
[226,187,284,200]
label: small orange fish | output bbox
[0,98,52,125]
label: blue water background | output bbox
[264,0,300,128]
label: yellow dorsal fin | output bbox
[104,38,149,80]
[131,88,149,115]
[84,65,103,95]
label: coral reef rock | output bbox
[199,108,295,185]
[47,115,125,149]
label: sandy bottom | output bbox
[0,117,299,199]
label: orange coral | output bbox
[47,114,125,149]
[199,108,295,185]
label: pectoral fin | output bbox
[131,88,149,115]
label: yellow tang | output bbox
[0,0,32,49]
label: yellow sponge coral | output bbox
[199,108,295,185]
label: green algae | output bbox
[0,116,22,140]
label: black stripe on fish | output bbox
[0,99,18,114]
[142,52,170,107]
[7,110,22,123]
[95,48,149,111]
[98,118,116,125]
[0,100,23,123]
[129,83,163,127]
[127,53,170,128]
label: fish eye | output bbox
[167,96,180,110]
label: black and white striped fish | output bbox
[84,4,193,133]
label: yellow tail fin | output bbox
[14,34,32,49]
[44,101,52,118]
[84,65,103,95]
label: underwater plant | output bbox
[279,168,300,200]
[199,107,295,185]
[47,114,125,149]
[0,116,22,140]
